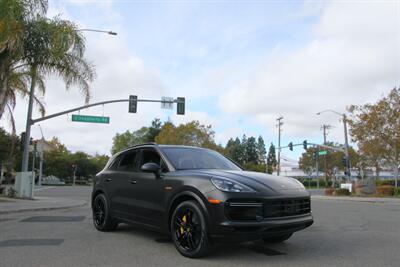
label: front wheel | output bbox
[92,194,118,232]
[262,233,293,243]
[171,200,211,258]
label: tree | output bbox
[0,0,95,133]
[348,87,400,187]
[111,128,148,154]
[145,118,162,142]
[298,143,359,180]
[155,121,222,152]
[266,143,277,174]
[257,136,267,165]
[225,137,243,165]
[244,136,258,164]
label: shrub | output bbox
[376,185,395,196]
[334,188,351,196]
[325,187,335,196]
[394,187,400,197]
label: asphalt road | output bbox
[1,186,399,267]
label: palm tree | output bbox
[0,0,95,134]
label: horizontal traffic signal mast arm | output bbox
[279,142,345,152]
[31,98,185,125]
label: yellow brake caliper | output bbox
[180,215,186,235]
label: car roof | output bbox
[115,143,210,156]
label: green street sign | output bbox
[318,150,328,156]
[72,114,110,124]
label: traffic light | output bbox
[177,97,185,115]
[303,140,307,150]
[288,142,293,151]
[20,132,26,151]
[313,150,319,160]
[128,95,137,113]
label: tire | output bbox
[92,194,118,232]
[262,233,293,243]
[170,200,211,258]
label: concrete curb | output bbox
[312,195,400,204]
[0,200,88,215]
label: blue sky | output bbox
[2,0,399,162]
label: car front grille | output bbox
[263,198,311,218]
[226,198,311,221]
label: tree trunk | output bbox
[0,69,8,119]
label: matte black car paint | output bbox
[92,144,313,242]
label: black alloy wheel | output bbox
[171,201,210,258]
[92,194,118,231]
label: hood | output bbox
[184,169,304,193]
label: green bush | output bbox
[376,185,395,196]
[334,188,351,196]
[394,187,400,197]
[299,179,329,188]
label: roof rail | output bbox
[126,142,158,149]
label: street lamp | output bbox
[316,109,351,181]
[19,27,117,199]
[78,29,117,35]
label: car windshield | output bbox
[161,147,241,171]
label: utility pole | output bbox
[276,116,283,176]
[316,110,351,182]
[342,114,351,182]
[321,124,331,184]
[72,164,77,186]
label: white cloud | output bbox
[219,0,400,144]
[0,1,168,156]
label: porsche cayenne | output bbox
[91,143,313,258]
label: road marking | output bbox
[0,239,64,247]
[20,216,85,222]
[34,186,54,191]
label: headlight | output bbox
[211,177,255,193]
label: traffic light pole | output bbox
[19,96,184,198]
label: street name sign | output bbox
[318,150,328,156]
[72,114,110,124]
[161,97,174,109]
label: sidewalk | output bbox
[312,195,400,204]
[0,196,87,214]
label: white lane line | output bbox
[34,186,55,191]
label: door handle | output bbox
[106,178,112,182]
[130,180,137,184]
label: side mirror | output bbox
[141,162,160,174]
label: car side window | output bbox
[140,148,168,173]
[141,149,161,165]
[117,150,138,171]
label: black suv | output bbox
[92,143,313,258]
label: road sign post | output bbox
[161,97,174,109]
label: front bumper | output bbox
[205,190,314,242]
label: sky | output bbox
[2,0,399,163]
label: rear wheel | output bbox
[92,194,118,231]
[171,201,211,258]
[262,233,293,243]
